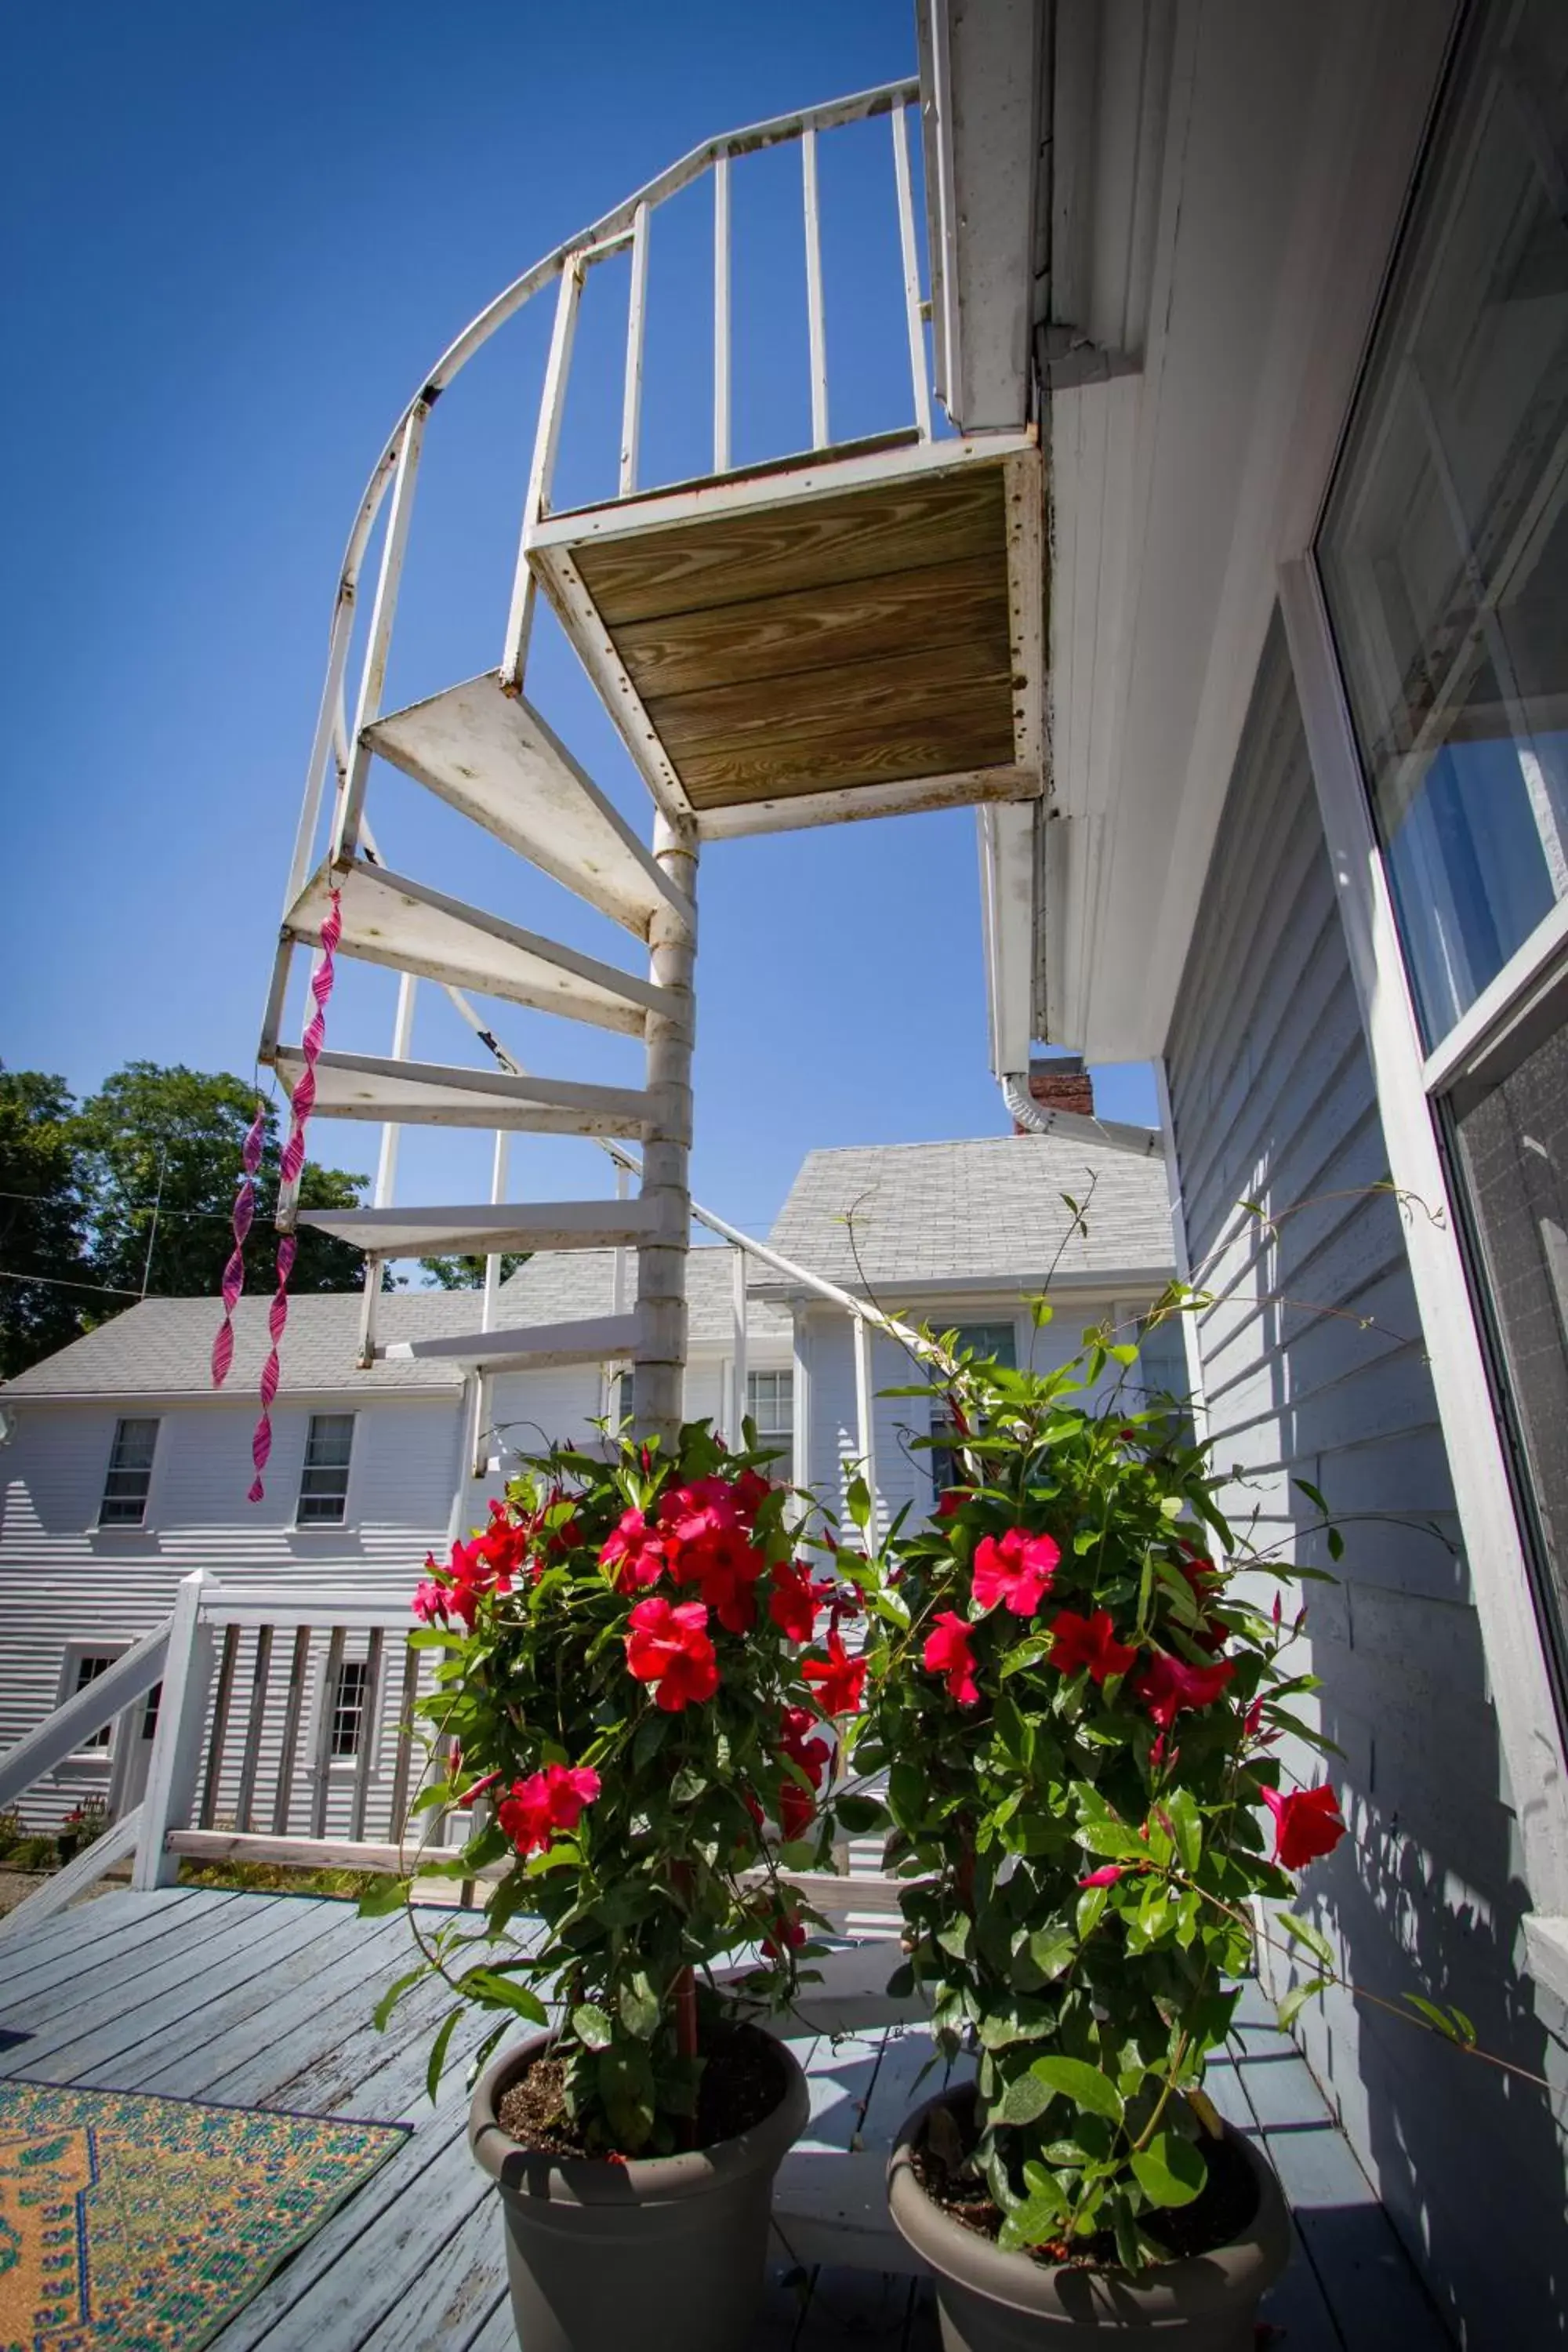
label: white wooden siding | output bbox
[1164,619,1565,2338]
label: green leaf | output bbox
[619,1975,660,2041]
[572,2002,614,2051]
[1163,1788,1202,1875]
[372,1965,425,2032]
[426,2005,463,2104]
[997,2187,1068,2251]
[833,1795,888,1836]
[463,1970,548,2024]
[996,2067,1056,2126]
[1278,1975,1330,2031]
[1293,1477,1330,1515]
[1276,1910,1335,1973]
[1131,2130,1207,2209]
[632,1712,668,1770]
[1076,1820,1148,1861]
[357,1875,412,1918]
[1029,2055,1124,2125]
[1028,1926,1077,1982]
[936,1915,971,1961]
[1326,1526,1345,1561]
[845,1475,872,1531]
[669,1765,707,1806]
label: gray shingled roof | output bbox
[495,1247,792,1348]
[1,1290,485,1398]
[757,1127,1174,1297]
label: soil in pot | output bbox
[496,2016,787,2159]
[910,2094,1259,2268]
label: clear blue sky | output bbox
[1,0,1156,1243]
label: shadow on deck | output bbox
[0,1888,1450,2350]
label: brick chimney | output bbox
[1015,1055,1094,1131]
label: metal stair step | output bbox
[283,857,664,1036]
[363,673,692,940]
[299,1197,674,1258]
[384,1312,640,1368]
[273,1049,655,1135]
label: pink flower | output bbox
[1263,1782,1346,1871]
[971,1527,1062,1617]
[1077,1864,1127,1889]
[1132,1651,1235,1733]
[600,1508,668,1593]
[924,1610,979,1705]
[1047,1609,1139,1686]
[624,1595,719,1711]
[497,1762,601,1857]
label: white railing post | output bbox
[358,967,419,1367]
[713,152,731,474]
[619,202,650,497]
[503,255,585,689]
[132,1570,216,1891]
[634,813,698,1446]
[852,1312,879,1537]
[802,127,829,448]
[731,1244,749,1443]
[891,103,933,441]
[332,402,429,864]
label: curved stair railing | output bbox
[256,71,1042,1465]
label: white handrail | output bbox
[0,1621,170,1809]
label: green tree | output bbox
[418,1252,529,1290]
[0,1065,100,1377]
[74,1063,371,1300]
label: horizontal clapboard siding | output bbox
[1165,615,1566,2342]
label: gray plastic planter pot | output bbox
[469,2027,811,2352]
[887,2085,1292,2351]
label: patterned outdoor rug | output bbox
[0,2079,408,2350]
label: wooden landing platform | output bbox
[0,1889,1449,2350]
[528,435,1045,840]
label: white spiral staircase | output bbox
[257,77,1046,1449]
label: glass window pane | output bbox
[298,1415,352,1523]
[330,1658,371,1759]
[100,1417,157,1526]
[1319,0,1568,1044]
[73,1653,115,1750]
[1454,999,1568,1660]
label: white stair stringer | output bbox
[274,1048,655,1135]
[362,673,694,942]
[385,1311,640,1370]
[281,857,666,1037]
[299,1196,676,1258]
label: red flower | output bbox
[1077,1864,1127,1888]
[800,1631,866,1717]
[497,1762,601,1857]
[734,1467,772,1518]
[1132,1650,1235,1732]
[769,1559,831,1643]
[412,1578,450,1625]
[456,1769,503,1810]
[1263,1782,1346,1871]
[971,1527,1061,1618]
[924,1610,979,1705]
[600,1508,668,1593]
[624,1596,719,1711]
[761,1911,807,1960]
[1047,1609,1139,1686]
[935,1488,967,1519]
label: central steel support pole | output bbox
[634,813,698,1448]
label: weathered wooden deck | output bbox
[0,1889,1450,2349]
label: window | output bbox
[99,1418,158,1526]
[1317,0,1568,1698]
[297,1414,354,1524]
[329,1657,372,1760]
[746,1369,793,1462]
[930,1322,1018,1494]
[615,1368,636,1427]
[70,1652,117,1751]
[1319,0,1568,1049]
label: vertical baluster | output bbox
[388,1637,421,1848]
[273,1626,311,1836]
[234,1624,272,1834]
[713,154,731,474]
[311,1627,346,1840]
[198,1624,240,1829]
[503,255,585,690]
[619,201,649,498]
[731,1246,749,1446]
[358,968,419,1370]
[350,1628,383,1842]
[331,402,430,867]
[802,128,829,448]
[852,1312,878,1533]
[891,104,933,440]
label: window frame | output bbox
[97,1417,160,1530]
[746,1366,794,1461]
[56,1642,126,1764]
[927,1319,1020,1497]
[295,1412,356,1529]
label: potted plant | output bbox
[369,1421,876,2352]
[861,1319,1344,2346]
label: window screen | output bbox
[99,1418,158,1527]
[298,1415,354,1524]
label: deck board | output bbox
[0,1890,1450,2350]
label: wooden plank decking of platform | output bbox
[0,1889,1451,2350]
